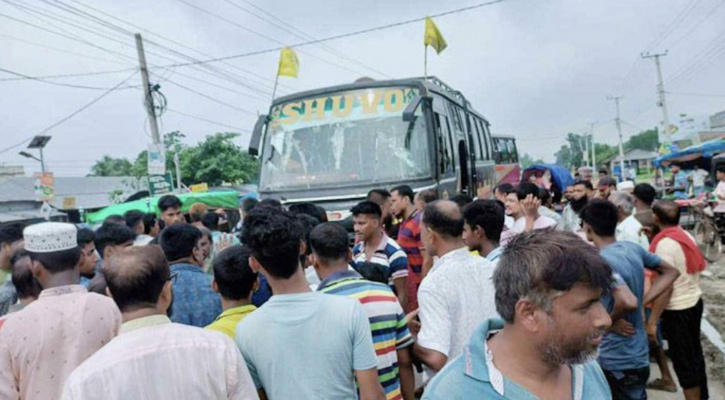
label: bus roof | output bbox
[271,76,490,125]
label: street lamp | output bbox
[20,135,51,172]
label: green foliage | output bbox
[626,128,659,151]
[520,153,544,169]
[553,127,660,169]
[89,156,133,177]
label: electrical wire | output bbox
[0,66,138,90]
[162,78,258,116]
[166,108,251,132]
[0,71,138,157]
[0,66,136,82]
[644,0,702,52]
[0,33,129,66]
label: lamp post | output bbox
[21,136,52,172]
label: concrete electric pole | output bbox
[641,51,674,146]
[608,96,626,179]
[135,33,161,145]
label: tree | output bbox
[130,131,187,181]
[520,153,544,169]
[554,133,588,167]
[89,156,133,177]
[626,128,659,151]
[179,132,258,186]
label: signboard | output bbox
[190,183,209,193]
[147,143,166,176]
[659,114,711,143]
[62,197,77,209]
[148,173,173,196]
[33,172,55,202]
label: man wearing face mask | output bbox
[159,224,221,327]
[557,180,593,233]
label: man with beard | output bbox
[557,180,592,233]
[422,231,613,399]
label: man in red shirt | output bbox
[391,185,433,313]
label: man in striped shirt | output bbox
[351,201,409,307]
[312,222,415,400]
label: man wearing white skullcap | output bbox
[0,222,121,400]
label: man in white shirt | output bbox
[691,168,709,197]
[409,200,498,380]
[609,191,649,249]
[713,165,725,213]
[506,183,557,235]
[62,246,258,400]
[461,200,505,264]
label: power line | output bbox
[160,0,508,69]
[644,0,702,52]
[166,108,251,132]
[0,33,129,66]
[0,66,136,82]
[0,66,137,90]
[162,78,258,116]
[668,0,725,49]
[667,91,725,98]
[0,71,138,157]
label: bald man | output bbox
[409,200,499,381]
[63,246,258,400]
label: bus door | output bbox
[431,96,457,199]
[445,102,473,195]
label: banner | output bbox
[33,172,55,202]
[148,143,166,175]
[148,173,173,196]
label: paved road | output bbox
[647,360,725,400]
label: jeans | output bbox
[603,367,650,400]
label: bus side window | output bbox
[471,117,483,161]
[508,139,519,163]
[435,113,454,174]
[493,138,502,164]
[447,103,463,133]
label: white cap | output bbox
[617,181,635,191]
[23,222,78,253]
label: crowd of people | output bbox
[0,174,712,399]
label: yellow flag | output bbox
[424,16,447,54]
[277,47,299,78]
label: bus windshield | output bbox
[259,86,431,191]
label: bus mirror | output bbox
[248,114,267,156]
[403,95,429,122]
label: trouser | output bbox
[603,367,650,400]
[661,299,709,399]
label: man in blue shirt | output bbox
[666,164,689,199]
[236,207,385,400]
[158,224,221,327]
[580,199,680,400]
[423,231,613,400]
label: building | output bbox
[0,176,145,224]
[601,149,660,176]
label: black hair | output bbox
[354,261,390,285]
[598,169,608,175]
[462,200,505,242]
[103,215,125,225]
[633,183,656,206]
[142,213,157,234]
[95,222,135,258]
[539,188,551,205]
[213,245,258,301]
[450,193,473,208]
[241,197,259,214]
[574,180,594,191]
[289,202,326,224]
[241,207,304,279]
[201,212,220,231]
[367,189,391,201]
[579,199,618,237]
[159,224,202,262]
[124,210,144,231]
[0,223,24,246]
[76,228,96,246]
[417,189,439,204]
[391,185,415,203]
[351,201,382,219]
[296,214,320,258]
[257,198,283,210]
[158,195,182,212]
[315,205,328,222]
[653,200,681,226]
[11,249,40,299]
[423,200,464,238]
[495,183,514,194]
[310,223,349,262]
[516,182,540,201]
[103,246,169,313]
[28,247,82,274]
[717,165,725,175]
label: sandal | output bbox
[647,378,677,393]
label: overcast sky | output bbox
[1,0,724,177]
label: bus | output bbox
[248,76,496,221]
[491,135,520,186]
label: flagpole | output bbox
[271,74,280,101]
[424,45,429,95]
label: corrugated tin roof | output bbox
[0,176,145,210]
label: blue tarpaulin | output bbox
[522,164,575,191]
[654,138,725,168]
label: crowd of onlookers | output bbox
[0,170,713,399]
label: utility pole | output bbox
[135,33,161,145]
[589,122,596,171]
[641,51,674,146]
[608,96,626,180]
